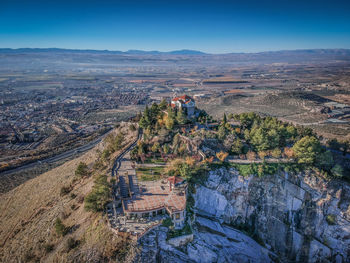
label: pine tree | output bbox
[176,109,187,125]
[159,99,168,110]
[292,136,321,164]
[223,113,227,124]
[139,106,151,129]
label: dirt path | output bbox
[228,158,293,164]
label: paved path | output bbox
[227,158,293,164]
[111,130,142,199]
[136,163,166,167]
[111,129,142,177]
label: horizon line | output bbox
[1,47,350,55]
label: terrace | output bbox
[123,179,187,229]
[110,148,188,240]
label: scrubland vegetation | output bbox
[0,123,137,262]
[134,101,347,180]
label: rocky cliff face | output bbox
[136,222,274,263]
[194,168,350,263]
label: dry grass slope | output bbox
[0,123,138,263]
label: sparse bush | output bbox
[162,217,173,227]
[331,164,344,178]
[66,237,80,251]
[23,250,37,262]
[271,148,281,158]
[186,194,195,212]
[110,178,116,185]
[101,149,111,161]
[231,138,243,155]
[44,243,54,253]
[55,218,68,236]
[60,185,72,196]
[151,142,160,153]
[316,150,334,171]
[75,162,89,177]
[326,214,337,225]
[167,223,192,239]
[84,174,111,212]
[231,164,255,177]
[93,159,104,170]
[77,195,84,204]
[113,133,125,151]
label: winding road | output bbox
[0,129,112,177]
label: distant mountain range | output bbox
[1,48,350,66]
[0,47,349,56]
[0,48,207,55]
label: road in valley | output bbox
[0,129,112,177]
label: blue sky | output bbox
[0,0,349,53]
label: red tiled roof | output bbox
[172,95,194,102]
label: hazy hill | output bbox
[0,48,206,55]
[0,47,349,58]
[1,48,349,72]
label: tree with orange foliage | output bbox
[247,151,257,160]
[185,156,196,166]
[204,156,214,164]
[283,147,295,159]
[216,151,229,162]
[258,151,267,160]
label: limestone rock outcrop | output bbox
[136,168,350,262]
[195,168,350,262]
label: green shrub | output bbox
[66,237,80,251]
[271,148,281,158]
[186,194,194,211]
[55,218,68,236]
[331,164,344,178]
[101,149,111,161]
[167,223,192,239]
[44,243,54,253]
[292,136,321,164]
[60,185,72,196]
[23,251,37,262]
[162,217,173,227]
[75,162,89,177]
[326,214,337,225]
[84,175,110,212]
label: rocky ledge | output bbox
[136,217,274,263]
[135,168,350,262]
[195,168,350,263]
